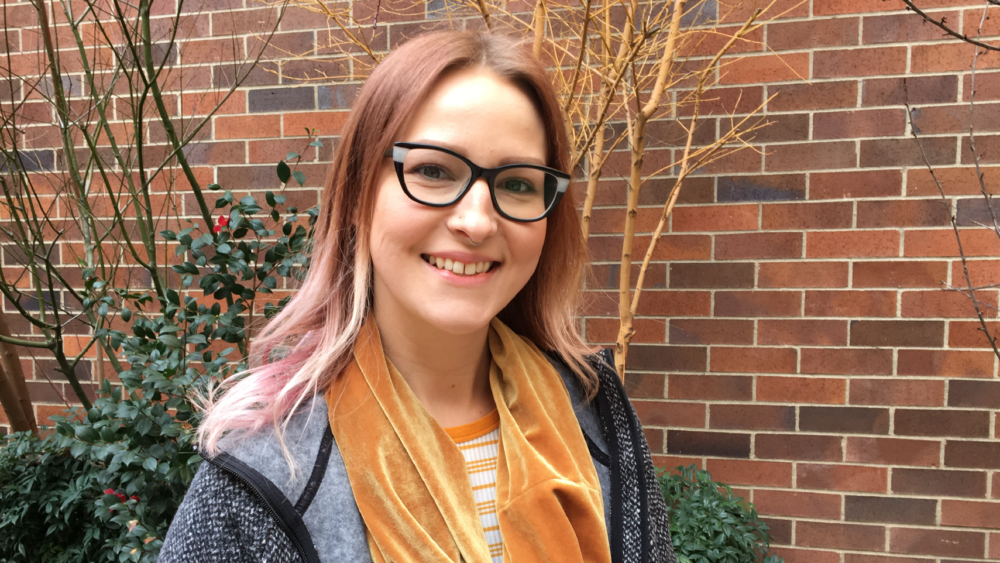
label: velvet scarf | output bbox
[324,317,611,563]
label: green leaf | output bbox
[277,160,291,183]
[74,425,99,443]
[158,334,182,347]
[120,307,131,322]
[292,170,306,186]
[286,151,300,161]
[143,456,158,472]
[208,183,222,190]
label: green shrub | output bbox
[0,155,319,562]
[662,464,783,563]
[0,431,106,563]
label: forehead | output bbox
[396,67,548,164]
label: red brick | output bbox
[849,379,945,407]
[810,169,902,200]
[965,72,1000,102]
[667,374,752,401]
[758,262,849,288]
[892,468,987,498]
[704,459,792,488]
[806,230,899,258]
[951,259,1000,290]
[845,495,937,525]
[586,318,665,344]
[895,409,990,438]
[864,75,959,107]
[801,406,889,434]
[767,17,859,51]
[671,204,758,232]
[214,114,279,139]
[627,345,707,372]
[991,532,1000,559]
[668,263,754,289]
[805,290,897,317]
[902,289,997,318]
[913,41,1000,73]
[757,376,846,404]
[766,142,857,172]
[801,348,893,376]
[720,53,810,85]
[861,137,957,168]
[762,202,853,229]
[768,81,858,112]
[906,165,1000,196]
[814,108,905,140]
[846,437,942,467]
[668,319,753,345]
[666,430,751,458]
[853,261,949,288]
[779,548,841,563]
[715,232,802,259]
[941,500,1000,528]
[710,404,795,431]
[863,11,961,43]
[949,379,1000,408]
[623,372,666,398]
[945,440,1000,469]
[632,400,705,429]
[814,0,900,14]
[758,319,848,346]
[753,489,841,519]
[756,433,844,462]
[843,556,927,563]
[857,199,951,228]
[797,463,888,493]
[710,347,797,374]
[797,521,886,551]
[904,229,1000,257]
[639,291,713,316]
[850,320,944,347]
[911,102,1000,135]
[948,320,1000,348]
[720,0,808,23]
[889,527,985,558]
[586,234,713,262]
[714,291,801,317]
[897,349,995,377]
[282,111,350,137]
[815,46,907,78]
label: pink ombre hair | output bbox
[196,30,596,467]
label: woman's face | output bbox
[369,66,549,337]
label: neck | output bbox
[373,309,496,428]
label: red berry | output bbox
[104,488,115,495]
[212,225,222,234]
[117,493,127,502]
[131,495,140,502]
[218,215,230,226]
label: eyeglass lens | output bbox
[400,147,558,220]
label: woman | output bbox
[161,30,675,563]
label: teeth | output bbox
[423,255,495,276]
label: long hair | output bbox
[196,31,595,464]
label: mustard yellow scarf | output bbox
[324,317,611,562]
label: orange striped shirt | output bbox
[445,410,503,562]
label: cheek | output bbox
[510,221,547,279]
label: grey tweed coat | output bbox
[159,350,676,563]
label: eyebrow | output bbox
[409,139,547,167]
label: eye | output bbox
[499,177,538,194]
[412,164,452,181]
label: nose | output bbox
[447,177,498,244]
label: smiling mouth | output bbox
[422,254,498,276]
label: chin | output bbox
[418,307,499,336]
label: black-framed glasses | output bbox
[383,142,570,222]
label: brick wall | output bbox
[3,0,1000,560]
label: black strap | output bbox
[295,423,335,514]
[206,452,322,563]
